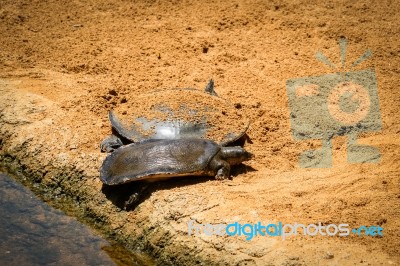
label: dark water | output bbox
[0,172,117,266]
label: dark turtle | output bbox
[100,138,252,186]
[100,80,249,152]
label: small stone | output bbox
[69,144,77,150]
[108,89,118,96]
[234,103,242,109]
[377,218,387,225]
[324,251,334,259]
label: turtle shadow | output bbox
[102,182,148,210]
[230,163,256,177]
[101,163,256,211]
[101,176,213,211]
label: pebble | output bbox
[324,251,334,259]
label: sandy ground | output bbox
[0,0,399,265]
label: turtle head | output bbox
[220,146,253,165]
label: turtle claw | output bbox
[215,169,230,180]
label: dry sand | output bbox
[0,0,399,265]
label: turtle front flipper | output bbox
[215,162,230,180]
[100,134,124,152]
[109,111,146,142]
[209,154,231,180]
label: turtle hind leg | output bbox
[101,182,150,211]
[124,184,150,210]
[209,155,231,180]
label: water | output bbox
[0,172,118,265]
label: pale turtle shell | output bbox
[109,87,248,146]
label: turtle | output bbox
[100,80,249,152]
[100,138,252,208]
[100,138,253,185]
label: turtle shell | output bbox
[100,138,220,185]
[109,87,248,146]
